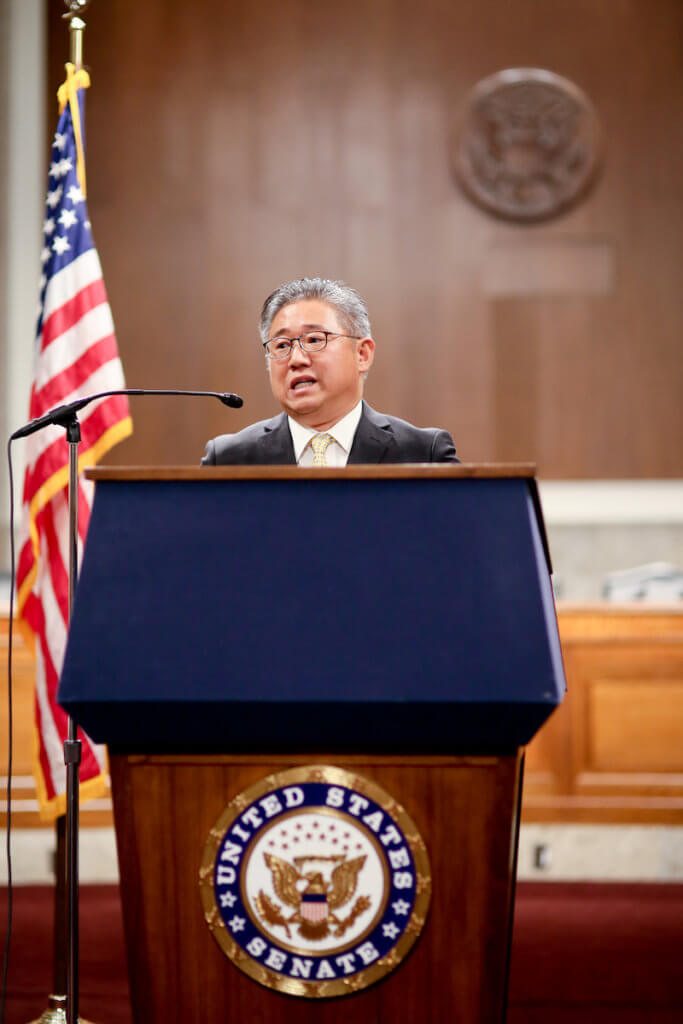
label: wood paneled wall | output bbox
[523,607,683,823]
[47,0,683,476]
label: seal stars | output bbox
[198,765,432,999]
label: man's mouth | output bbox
[290,377,317,391]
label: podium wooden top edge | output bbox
[85,463,538,482]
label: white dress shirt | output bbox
[288,401,363,467]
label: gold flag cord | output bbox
[56,64,90,198]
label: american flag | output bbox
[16,66,132,820]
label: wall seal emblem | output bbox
[199,765,431,998]
[452,67,601,221]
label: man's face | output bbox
[266,299,375,430]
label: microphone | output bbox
[11,388,244,441]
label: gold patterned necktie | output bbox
[310,432,334,466]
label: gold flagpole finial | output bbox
[57,2,93,196]
[62,0,92,69]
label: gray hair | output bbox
[259,278,372,344]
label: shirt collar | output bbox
[288,400,363,462]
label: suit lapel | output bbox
[257,405,394,465]
[258,414,296,464]
[348,404,396,464]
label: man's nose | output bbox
[288,339,313,365]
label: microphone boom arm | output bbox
[11,388,244,440]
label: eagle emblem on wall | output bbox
[452,67,601,221]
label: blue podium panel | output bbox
[58,467,564,753]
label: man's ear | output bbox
[356,337,375,373]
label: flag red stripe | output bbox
[77,482,91,543]
[21,589,45,650]
[29,592,66,802]
[31,333,119,415]
[17,537,36,592]
[39,278,108,354]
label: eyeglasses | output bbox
[263,330,361,361]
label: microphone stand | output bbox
[64,413,83,1024]
[26,414,88,1024]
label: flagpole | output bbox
[62,8,92,1020]
[67,7,87,70]
[28,8,93,1024]
[63,8,87,1021]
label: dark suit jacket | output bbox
[202,402,458,465]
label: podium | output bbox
[59,465,564,1022]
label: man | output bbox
[202,278,458,465]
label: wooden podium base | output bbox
[110,753,522,1023]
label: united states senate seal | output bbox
[199,765,431,998]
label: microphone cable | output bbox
[1,437,18,1024]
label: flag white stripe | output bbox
[90,739,106,773]
[52,491,71,597]
[35,303,115,391]
[41,249,104,323]
[36,528,68,659]
[34,643,66,797]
